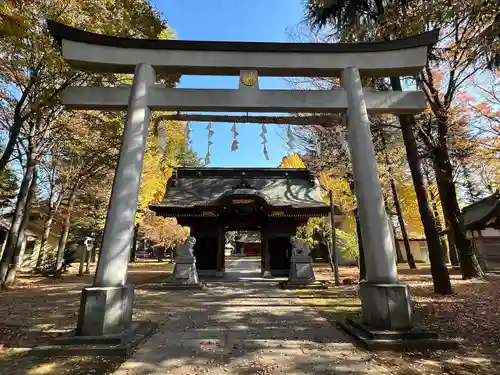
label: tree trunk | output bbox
[348,179,365,281]
[35,195,62,270]
[326,242,335,271]
[0,114,24,172]
[55,188,77,272]
[157,246,165,262]
[130,224,138,263]
[328,190,340,285]
[0,159,36,284]
[355,212,366,281]
[390,178,416,268]
[447,232,459,267]
[391,216,404,264]
[91,242,98,263]
[3,167,38,287]
[390,76,452,295]
[384,198,405,265]
[428,186,451,264]
[433,147,484,279]
[379,130,409,266]
[78,244,86,277]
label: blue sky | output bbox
[150,0,307,167]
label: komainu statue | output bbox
[288,235,315,284]
[290,236,311,258]
[176,236,196,259]
[173,236,199,285]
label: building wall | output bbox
[468,229,500,267]
[397,240,430,263]
[236,241,261,255]
[467,228,500,238]
[21,227,60,268]
[0,227,60,269]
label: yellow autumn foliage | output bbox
[137,120,187,214]
[279,154,305,168]
[319,172,357,232]
[139,214,189,249]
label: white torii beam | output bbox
[48,21,438,77]
[62,87,427,114]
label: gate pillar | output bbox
[77,63,155,336]
[342,67,412,330]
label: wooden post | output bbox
[328,190,341,286]
[216,224,224,277]
[84,254,90,274]
[78,243,86,277]
[261,227,271,278]
[474,230,489,271]
[130,224,138,263]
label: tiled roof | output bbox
[462,191,500,229]
[0,217,38,238]
[151,168,332,211]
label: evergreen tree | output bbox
[0,164,18,208]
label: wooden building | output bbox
[150,167,330,276]
[235,231,261,256]
[462,191,500,268]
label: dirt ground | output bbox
[0,262,499,374]
[0,260,174,375]
[304,264,500,375]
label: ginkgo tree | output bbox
[138,213,189,260]
[137,119,199,213]
[0,2,28,38]
[279,153,306,169]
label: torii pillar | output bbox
[342,67,412,330]
[76,64,155,336]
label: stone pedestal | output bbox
[339,282,457,350]
[261,270,272,278]
[173,256,199,285]
[76,285,134,336]
[288,255,315,284]
[359,282,412,330]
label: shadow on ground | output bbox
[308,263,500,375]
[3,260,499,374]
[0,259,388,375]
[114,280,387,375]
[0,261,172,375]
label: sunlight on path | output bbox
[224,257,268,281]
[114,270,389,375]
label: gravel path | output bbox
[114,258,389,375]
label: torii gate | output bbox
[48,21,437,338]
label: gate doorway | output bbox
[225,230,263,280]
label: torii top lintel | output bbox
[47,20,438,77]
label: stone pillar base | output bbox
[76,285,134,336]
[359,281,413,330]
[261,270,272,278]
[173,257,199,284]
[288,256,315,284]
